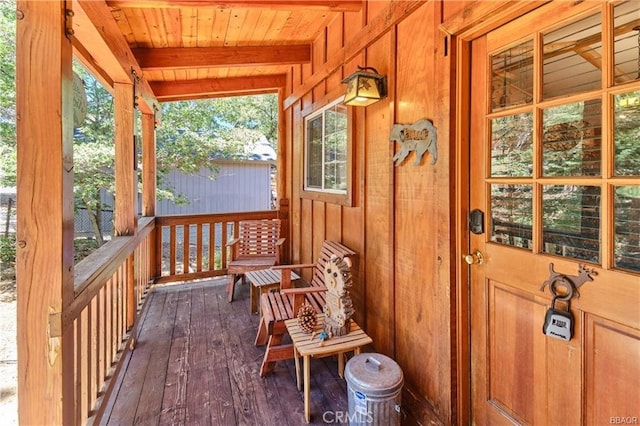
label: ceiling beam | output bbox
[74,0,159,114]
[133,45,311,71]
[106,0,363,12]
[150,74,287,101]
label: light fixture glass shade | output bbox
[342,68,387,107]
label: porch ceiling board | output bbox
[133,45,311,71]
[106,0,363,12]
[94,0,352,99]
[150,74,287,101]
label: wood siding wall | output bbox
[284,1,465,423]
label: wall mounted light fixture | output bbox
[342,66,387,107]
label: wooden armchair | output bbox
[254,240,356,376]
[226,219,285,302]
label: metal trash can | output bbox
[345,353,404,425]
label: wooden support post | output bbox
[277,87,286,199]
[278,198,290,264]
[114,82,137,236]
[16,1,75,424]
[276,88,291,263]
[114,82,138,334]
[141,112,156,217]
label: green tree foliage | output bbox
[155,95,277,204]
[0,0,16,187]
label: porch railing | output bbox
[67,217,155,425]
[154,210,280,284]
[63,209,285,424]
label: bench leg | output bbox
[255,315,268,346]
[259,335,294,377]
[250,285,258,314]
[227,274,239,302]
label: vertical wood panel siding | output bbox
[284,0,451,423]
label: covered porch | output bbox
[14,0,640,425]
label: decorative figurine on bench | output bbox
[322,255,354,336]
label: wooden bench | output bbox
[254,240,356,377]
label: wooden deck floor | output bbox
[100,277,350,426]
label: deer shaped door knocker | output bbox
[541,263,597,341]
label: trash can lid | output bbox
[345,353,404,395]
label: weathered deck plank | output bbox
[101,278,350,425]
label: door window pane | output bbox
[613,91,640,176]
[543,13,602,99]
[614,186,640,272]
[491,112,533,177]
[491,40,534,111]
[543,185,600,263]
[491,184,533,249]
[613,1,640,85]
[542,100,602,176]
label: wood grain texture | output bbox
[107,0,363,11]
[362,28,395,357]
[114,82,137,236]
[102,279,349,425]
[75,0,159,114]
[141,112,156,216]
[134,45,311,70]
[393,2,454,424]
[284,0,425,109]
[150,75,286,101]
[16,2,74,423]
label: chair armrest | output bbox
[226,238,240,247]
[282,286,327,317]
[272,263,316,270]
[281,286,327,296]
[274,238,286,264]
[272,263,315,289]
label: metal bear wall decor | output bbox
[389,118,438,166]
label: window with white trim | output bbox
[304,99,348,195]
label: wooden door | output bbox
[468,2,640,424]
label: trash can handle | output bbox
[365,356,382,372]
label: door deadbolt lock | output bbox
[464,251,484,265]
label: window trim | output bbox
[301,98,354,206]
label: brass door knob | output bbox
[464,251,484,265]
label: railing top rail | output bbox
[155,210,278,226]
[68,217,155,325]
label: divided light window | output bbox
[304,98,348,195]
[487,1,640,273]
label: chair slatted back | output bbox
[309,240,356,288]
[237,219,281,258]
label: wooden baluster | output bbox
[183,224,190,274]
[196,223,203,272]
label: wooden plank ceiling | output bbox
[72,1,363,103]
